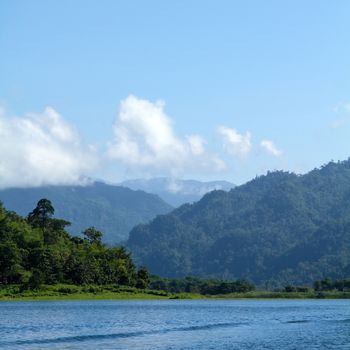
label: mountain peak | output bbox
[119,177,235,207]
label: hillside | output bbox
[0,182,172,244]
[120,178,235,207]
[126,160,350,286]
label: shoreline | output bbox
[1,287,349,302]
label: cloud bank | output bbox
[107,95,226,176]
[0,95,285,188]
[0,107,96,188]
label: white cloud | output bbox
[187,135,205,155]
[166,179,183,194]
[107,95,226,176]
[217,126,251,159]
[260,139,283,157]
[0,107,96,188]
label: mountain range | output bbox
[2,163,350,287]
[126,159,350,286]
[120,178,235,207]
[0,182,172,244]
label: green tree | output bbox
[284,285,296,293]
[27,268,45,290]
[0,199,144,289]
[0,242,22,283]
[83,227,103,244]
[136,266,150,289]
[27,198,54,234]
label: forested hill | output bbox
[0,182,172,244]
[126,159,350,287]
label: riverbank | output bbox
[1,284,350,301]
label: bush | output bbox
[57,286,79,294]
[27,269,44,290]
[284,285,296,293]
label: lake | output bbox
[0,300,349,349]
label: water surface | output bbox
[0,300,349,349]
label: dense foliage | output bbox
[0,182,172,244]
[149,276,255,295]
[0,199,149,289]
[313,278,350,292]
[127,159,350,287]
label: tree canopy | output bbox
[0,199,148,289]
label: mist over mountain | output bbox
[120,178,235,207]
[0,182,172,244]
[126,159,350,286]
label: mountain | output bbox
[120,178,235,207]
[126,160,350,287]
[0,182,172,244]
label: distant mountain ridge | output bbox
[120,178,235,207]
[126,159,350,286]
[0,182,172,244]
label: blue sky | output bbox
[1,0,350,186]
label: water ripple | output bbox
[0,322,245,347]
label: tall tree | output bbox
[27,198,54,231]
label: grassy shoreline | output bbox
[1,284,349,301]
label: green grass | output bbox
[0,284,349,301]
[0,284,204,301]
